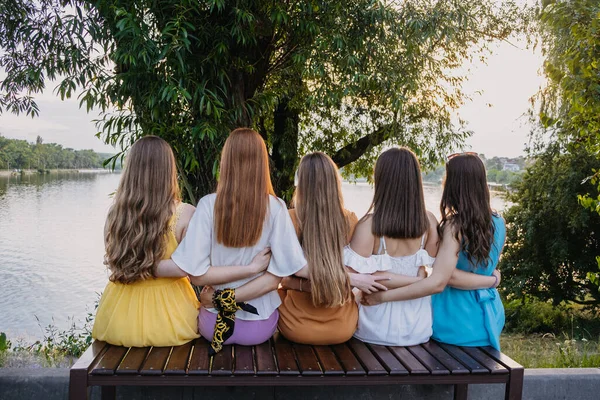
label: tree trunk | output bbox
[271,98,300,203]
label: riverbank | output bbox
[0,169,111,177]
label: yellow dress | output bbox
[92,208,200,347]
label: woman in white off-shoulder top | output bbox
[344,147,495,346]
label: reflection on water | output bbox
[0,172,120,340]
[0,173,508,338]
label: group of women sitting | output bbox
[92,128,505,354]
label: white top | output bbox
[343,235,435,346]
[172,193,307,320]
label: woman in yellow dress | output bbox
[92,136,270,347]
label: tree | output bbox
[0,0,530,202]
[533,0,600,295]
[500,145,600,307]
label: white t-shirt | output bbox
[171,193,307,320]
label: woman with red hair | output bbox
[157,128,307,352]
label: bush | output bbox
[504,298,600,337]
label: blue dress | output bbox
[431,214,506,350]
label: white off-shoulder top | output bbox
[344,235,436,346]
[171,193,307,321]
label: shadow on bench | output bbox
[69,333,523,400]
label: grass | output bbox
[501,333,600,368]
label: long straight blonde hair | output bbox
[105,136,180,284]
[293,152,351,307]
[214,128,275,247]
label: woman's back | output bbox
[432,214,506,349]
[345,216,436,346]
[277,209,359,345]
[93,203,200,347]
[171,193,306,321]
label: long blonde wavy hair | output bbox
[104,136,180,284]
[293,152,352,308]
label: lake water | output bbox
[0,172,508,339]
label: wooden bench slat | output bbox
[140,347,172,375]
[273,333,300,375]
[91,346,128,375]
[461,347,508,375]
[71,340,109,372]
[366,344,409,376]
[331,343,366,376]
[233,345,255,375]
[116,347,149,375]
[480,346,523,370]
[211,345,233,376]
[188,338,210,375]
[438,343,489,374]
[313,346,345,376]
[347,338,387,376]
[255,339,278,376]
[407,345,450,375]
[164,341,193,375]
[293,344,322,376]
[423,341,470,375]
[388,346,429,375]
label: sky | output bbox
[0,6,544,157]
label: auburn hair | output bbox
[105,136,180,284]
[439,153,495,268]
[367,147,429,239]
[215,128,275,247]
[293,152,352,308]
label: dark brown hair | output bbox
[367,147,429,239]
[105,136,180,283]
[214,128,275,247]
[438,153,495,268]
[293,152,352,307]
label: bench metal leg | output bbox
[505,368,524,400]
[454,384,468,400]
[69,369,88,400]
[101,386,116,400]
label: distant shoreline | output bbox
[0,168,112,177]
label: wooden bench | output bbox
[69,334,523,400]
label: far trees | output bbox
[0,0,530,202]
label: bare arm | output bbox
[201,273,282,307]
[281,276,311,292]
[362,225,460,305]
[371,270,423,290]
[448,269,500,290]
[155,248,272,286]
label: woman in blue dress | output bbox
[362,152,504,349]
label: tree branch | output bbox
[331,125,390,168]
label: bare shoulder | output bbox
[350,214,375,257]
[176,202,196,241]
[424,211,440,256]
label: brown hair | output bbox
[105,136,180,284]
[367,147,429,239]
[215,128,275,247]
[293,152,352,307]
[438,154,495,268]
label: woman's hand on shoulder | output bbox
[250,247,272,274]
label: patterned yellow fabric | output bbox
[210,289,258,354]
[92,205,200,347]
